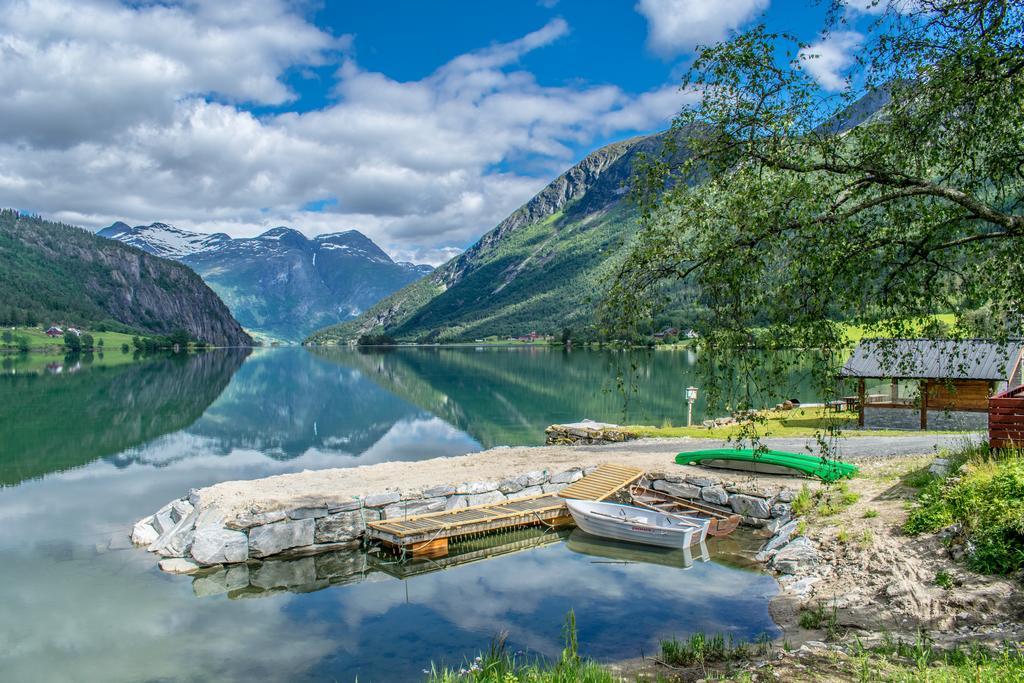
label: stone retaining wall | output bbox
[132,465,801,574]
[544,419,640,445]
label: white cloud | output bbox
[0,3,695,264]
[635,0,769,58]
[798,31,863,91]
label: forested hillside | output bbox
[0,210,251,346]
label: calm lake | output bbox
[0,347,793,682]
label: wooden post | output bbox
[891,379,899,404]
[857,378,866,427]
[920,379,928,430]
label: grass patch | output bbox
[934,570,955,590]
[863,509,879,519]
[659,632,772,667]
[847,632,1024,682]
[791,481,860,519]
[797,601,842,640]
[904,444,1024,575]
[426,612,616,682]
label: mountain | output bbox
[99,223,433,341]
[0,210,251,346]
[307,130,686,343]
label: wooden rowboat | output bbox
[629,483,742,537]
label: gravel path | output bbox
[197,432,982,519]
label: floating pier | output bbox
[366,464,644,557]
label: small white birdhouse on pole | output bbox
[686,386,698,427]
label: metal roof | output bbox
[840,339,1024,381]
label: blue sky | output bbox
[0,0,878,264]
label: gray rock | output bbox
[764,514,792,533]
[466,491,506,506]
[741,515,768,528]
[522,470,548,486]
[131,518,159,546]
[549,469,583,484]
[583,465,599,475]
[930,457,950,477]
[755,519,800,562]
[192,564,250,597]
[456,480,499,495]
[422,484,456,498]
[363,491,401,508]
[226,510,287,530]
[170,499,193,523]
[542,482,567,494]
[498,477,525,494]
[771,536,818,574]
[700,485,730,506]
[149,505,199,557]
[771,503,792,519]
[326,499,363,513]
[159,557,201,574]
[250,557,317,590]
[287,507,329,520]
[153,505,175,535]
[777,489,797,503]
[190,526,249,565]
[248,518,315,558]
[652,480,701,499]
[315,512,365,542]
[687,476,716,488]
[730,494,772,519]
[445,495,469,510]
[512,485,544,499]
[383,497,447,519]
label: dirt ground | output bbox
[615,454,1024,682]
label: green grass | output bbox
[0,326,140,351]
[425,612,616,683]
[904,444,1024,575]
[629,407,946,440]
[847,632,1024,683]
[659,632,772,667]
[838,313,958,345]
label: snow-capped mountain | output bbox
[98,222,433,341]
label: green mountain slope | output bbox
[0,210,251,346]
[307,131,691,343]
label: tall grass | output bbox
[425,611,615,682]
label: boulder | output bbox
[700,485,730,506]
[730,494,772,519]
[287,507,329,520]
[522,470,548,486]
[363,491,401,508]
[226,509,287,530]
[687,476,716,488]
[131,517,159,546]
[170,499,193,523]
[159,557,201,574]
[149,505,199,557]
[422,484,456,498]
[250,557,317,590]
[152,505,176,535]
[445,495,469,510]
[776,489,797,503]
[498,477,525,494]
[456,480,499,495]
[512,485,544,499]
[190,526,249,565]
[770,503,792,519]
[326,499,363,513]
[549,469,583,484]
[383,497,447,519]
[248,518,315,558]
[755,519,800,562]
[771,536,818,574]
[652,480,701,499]
[542,482,567,494]
[466,491,506,506]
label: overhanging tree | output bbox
[606,0,1023,426]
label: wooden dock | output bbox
[366,464,644,557]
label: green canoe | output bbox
[675,448,858,482]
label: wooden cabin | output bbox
[839,339,1024,429]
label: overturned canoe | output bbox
[675,448,858,482]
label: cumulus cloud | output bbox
[798,31,863,91]
[0,2,695,264]
[635,0,769,57]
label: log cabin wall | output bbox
[926,379,993,412]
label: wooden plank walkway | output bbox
[366,464,644,557]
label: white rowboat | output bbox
[565,500,710,549]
